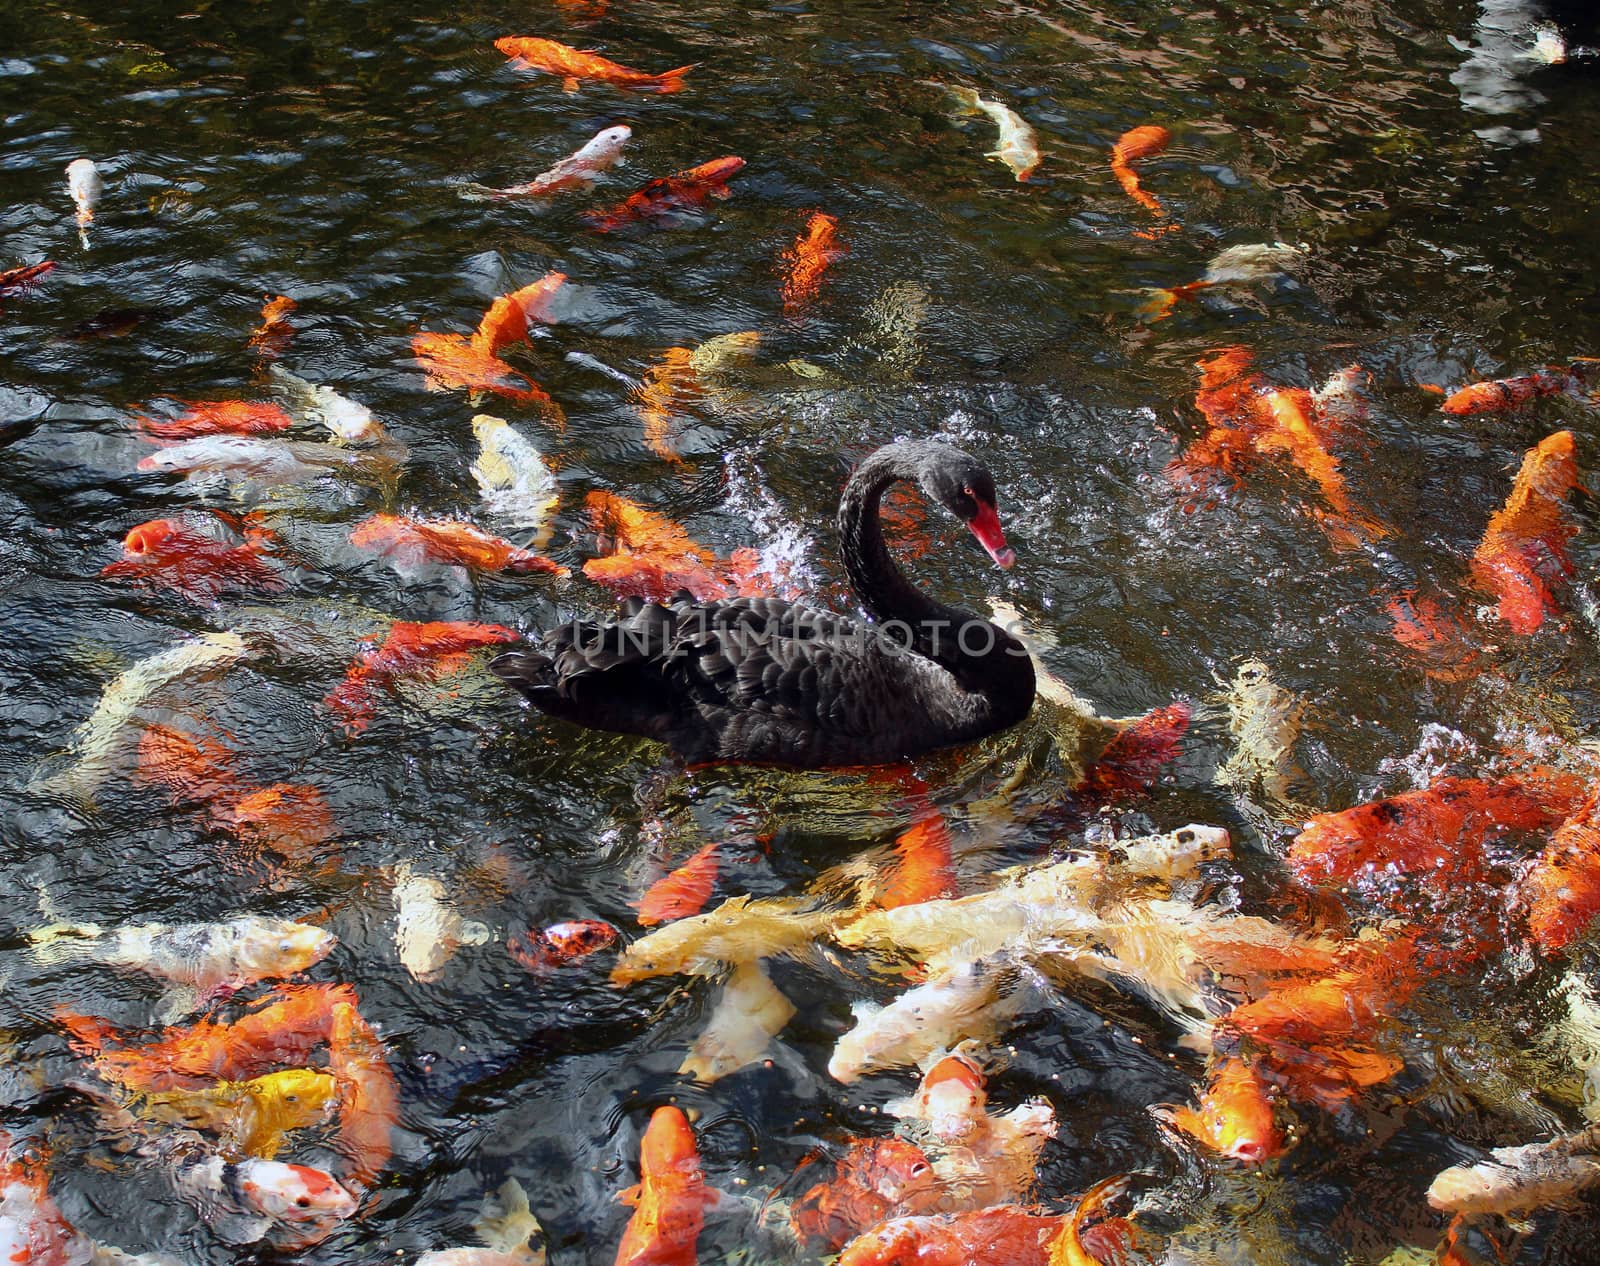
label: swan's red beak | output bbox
[966,501,1015,570]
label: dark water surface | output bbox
[3,0,1600,1262]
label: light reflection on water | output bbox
[1,0,1599,1261]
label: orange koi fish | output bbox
[495,36,694,94]
[247,295,297,358]
[412,331,558,406]
[1469,429,1583,635]
[0,260,56,307]
[472,272,567,355]
[790,1138,938,1251]
[326,1001,398,1190]
[780,212,846,318]
[101,514,283,604]
[877,806,958,909]
[1048,1177,1137,1266]
[635,841,719,926]
[582,157,745,232]
[1386,592,1484,683]
[137,723,239,804]
[217,782,338,875]
[1439,361,1597,415]
[132,399,295,440]
[1109,124,1173,230]
[58,982,357,1092]
[1077,701,1191,804]
[836,1206,1066,1266]
[1255,385,1389,547]
[615,1106,718,1266]
[1160,1057,1284,1163]
[325,621,520,732]
[1518,787,1600,953]
[508,919,620,972]
[582,491,731,602]
[635,346,697,463]
[350,514,567,577]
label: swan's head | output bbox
[918,448,1016,570]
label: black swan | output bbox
[490,439,1036,767]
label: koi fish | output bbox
[324,620,519,732]
[28,914,333,1001]
[835,1206,1066,1266]
[888,1052,989,1142]
[350,514,567,578]
[215,782,339,879]
[1386,592,1484,682]
[679,958,797,1083]
[326,1000,400,1190]
[391,862,492,983]
[1469,429,1583,634]
[462,125,632,200]
[495,36,693,94]
[943,85,1040,181]
[877,807,958,909]
[0,1128,90,1264]
[66,158,102,244]
[611,894,836,983]
[412,331,560,408]
[131,399,295,440]
[1139,241,1305,321]
[100,514,284,605]
[582,156,745,232]
[472,415,561,531]
[0,260,56,307]
[417,1178,546,1266]
[508,919,619,972]
[790,1138,939,1250]
[129,1067,340,1159]
[1047,1177,1137,1266]
[1428,1123,1600,1217]
[28,631,247,802]
[471,272,566,355]
[135,434,376,487]
[582,491,731,601]
[1518,787,1600,953]
[1211,660,1312,815]
[1157,1057,1284,1163]
[247,295,296,358]
[635,347,697,462]
[1109,125,1170,217]
[780,211,846,317]
[266,364,386,445]
[614,1106,718,1266]
[1076,701,1191,805]
[1439,361,1597,415]
[159,1132,358,1247]
[635,840,720,927]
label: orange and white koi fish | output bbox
[789,1138,938,1251]
[943,86,1040,181]
[1,1128,91,1264]
[1427,1123,1600,1218]
[780,211,846,317]
[1109,125,1171,219]
[101,514,283,605]
[0,260,56,308]
[132,398,295,441]
[835,1206,1066,1266]
[496,36,693,94]
[326,1000,400,1190]
[350,514,566,578]
[1139,241,1304,322]
[1469,429,1584,635]
[614,1106,718,1266]
[1518,787,1600,953]
[1386,592,1484,682]
[582,156,745,232]
[679,958,797,1082]
[1158,1056,1284,1163]
[508,919,619,972]
[160,1132,358,1247]
[1439,361,1597,415]
[325,620,520,732]
[247,295,297,359]
[635,840,720,926]
[462,126,632,200]
[66,158,102,245]
[417,1178,545,1266]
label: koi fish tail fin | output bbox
[54,1006,120,1054]
[476,1177,545,1256]
[647,64,696,94]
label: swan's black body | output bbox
[490,440,1035,767]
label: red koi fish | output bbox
[509,919,620,972]
[582,156,745,232]
[1160,1057,1284,1163]
[780,212,846,318]
[877,807,958,909]
[137,723,239,804]
[790,1138,938,1251]
[1386,592,1484,683]
[1518,787,1600,953]
[636,841,719,926]
[0,260,56,307]
[326,1000,399,1190]
[325,621,520,732]
[101,514,283,604]
[615,1106,718,1266]
[1109,125,1175,235]
[58,982,358,1091]
[247,295,297,359]
[1439,361,1597,415]
[132,399,295,441]
[350,513,567,577]
[1469,429,1583,635]
[1078,701,1191,804]
[496,36,694,94]
[217,782,338,876]
[836,1206,1066,1266]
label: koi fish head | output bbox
[235,1159,358,1221]
[540,919,620,961]
[914,446,1015,569]
[913,1053,987,1139]
[1160,1059,1284,1163]
[233,918,338,980]
[851,1139,935,1202]
[639,1106,702,1185]
[686,156,746,187]
[248,1067,340,1115]
[582,125,633,162]
[122,519,178,557]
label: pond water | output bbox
[3,0,1600,1262]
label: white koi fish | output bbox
[66,158,102,246]
[135,434,373,484]
[679,959,798,1083]
[470,414,558,534]
[267,364,386,445]
[461,125,632,201]
[391,863,491,983]
[943,86,1040,181]
[416,1178,546,1266]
